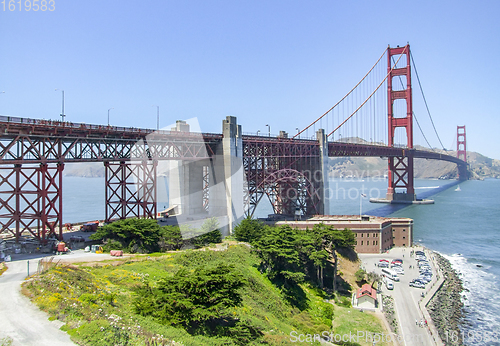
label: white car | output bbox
[392,266,405,275]
[385,280,394,290]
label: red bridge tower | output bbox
[457,125,467,162]
[386,44,416,202]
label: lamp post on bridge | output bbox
[266,124,270,137]
[152,105,159,130]
[257,130,260,136]
[296,127,300,139]
[54,89,65,122]
[107,108,114,126]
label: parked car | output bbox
[385,280,394,290]
[393,268,405,275]
[81,221,99,232]
[418,276,431,283]
[69,235,85,242]
[410,281,425,289]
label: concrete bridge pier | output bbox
[210,116,245,234]
[166,116,245,236]
[317,129,330,215]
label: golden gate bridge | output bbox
[0,44,468,242]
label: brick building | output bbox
[272,215,413,254]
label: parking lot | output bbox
[359,247,438,346]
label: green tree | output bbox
[159,225,184,251]
[255,225,306,287]
[90,218,161,253]
[233,217,265,244]
[355,268,366,282]
[191,218,222,248]
[134,262,246,331]
[311,225,356,293]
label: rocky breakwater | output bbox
[427,252,465,345]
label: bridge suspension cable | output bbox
[410,51,446,150]
[390,55,434,150]
[326,45,408,138]
[292,47,388,139]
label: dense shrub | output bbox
[233,217,266,244]
[159,225,183,251]
[134,261,260,344]
[90,218,161,253]
[191,229,222,248]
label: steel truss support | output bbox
[386,44,415,201]
[259,168,320,216]
[243,139,323,217]
[202,165,210,212]
[0,163,64,242]
[105,160,157,222]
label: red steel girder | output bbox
[0,163,63,241]
[105,160,157,222]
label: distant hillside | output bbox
[328,146,500,180]
[64,162,104,178]
[63,146,500,180]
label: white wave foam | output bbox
[440,253,500,346]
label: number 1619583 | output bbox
[2,0,55,11]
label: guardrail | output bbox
[0,115,222,140]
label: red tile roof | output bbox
[356,283,376,300]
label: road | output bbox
[0,251,121,346]
[359,247,438,346]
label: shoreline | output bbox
[426,251,465,345]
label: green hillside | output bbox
[23,244,390,346]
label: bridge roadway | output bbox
[0,114,467,240]
[0,115,466,168]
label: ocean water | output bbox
[60,176,500,345]
[388,179,500,345]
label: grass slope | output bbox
[23,244,389,346]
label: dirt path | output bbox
[0,258,76,346]
[0,251,127,346]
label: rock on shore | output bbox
[427,252,465,346]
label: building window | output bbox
[361,233,363,237]
[403,236,406,239]
[361,241,364,245]
[403,229,406,232]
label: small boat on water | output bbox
[455,185,461,191]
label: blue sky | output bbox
[1,0,499,158]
